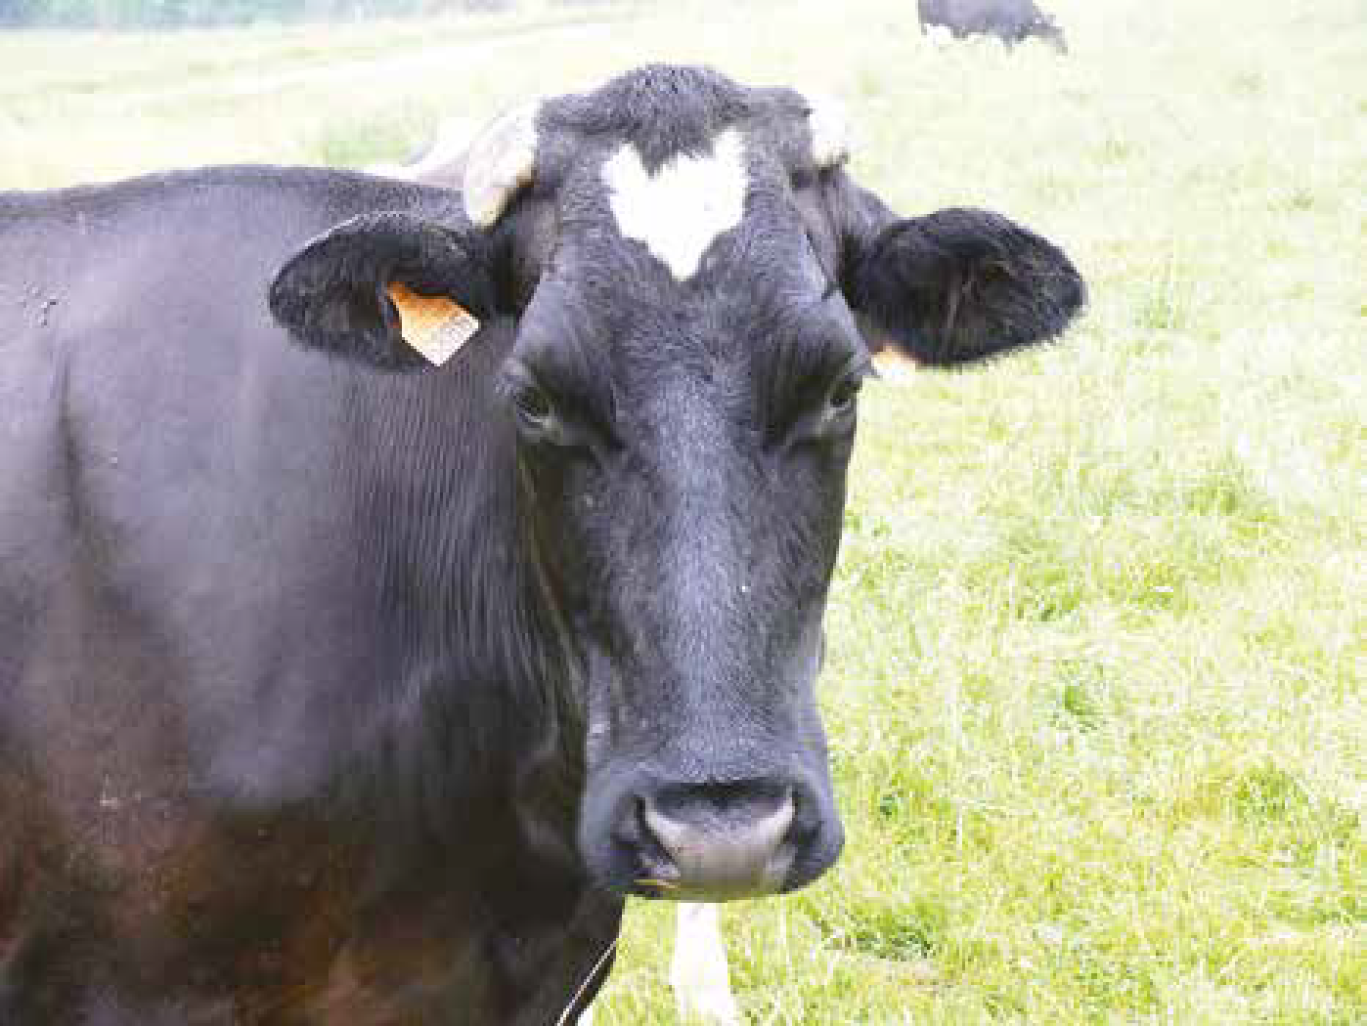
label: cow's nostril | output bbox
[637,781,797,900]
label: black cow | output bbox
[918,0,1069,52]
[0,65,1084,1023]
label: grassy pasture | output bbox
[4,0,1363,1021]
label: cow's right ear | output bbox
[844,207,1085,368]
[269,212,494,371]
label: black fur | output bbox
[549,64,753,171]
[848,207,1086,366]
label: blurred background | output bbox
[3,1,1362,1022]
[0,1,546,28]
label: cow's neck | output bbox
[342,363,587,881]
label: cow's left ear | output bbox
[844,206,1086,368]
[269,212,495,371]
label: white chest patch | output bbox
[670,903,740,1025]
[601,129,747,281]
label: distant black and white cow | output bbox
[918,0,1069,52]
[0,65,1084,1023]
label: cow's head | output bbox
[270,66,1084,901]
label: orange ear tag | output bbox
[871,345,919,384]
[387,283,481,366]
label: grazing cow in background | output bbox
[918,0,1068,52]
[0,64,1084,1023]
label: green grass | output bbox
[5,0,1363,1021]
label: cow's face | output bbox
[506,274,857,898]
[270,66,1085,901]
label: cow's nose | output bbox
[635,781,798,900]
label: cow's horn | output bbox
[462,100,541,229]
[804,91,850,169]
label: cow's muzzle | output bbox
[639,781,795,898]
[581,768,843,901]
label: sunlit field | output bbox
[4,0,1362,1021]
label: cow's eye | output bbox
[828,375,861,416]
[503,366,614,454]
[513,383,555,433]
[772,366,863,449]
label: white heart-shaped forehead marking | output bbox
[601,128,748,282]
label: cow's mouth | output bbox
[582,771,842,902]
